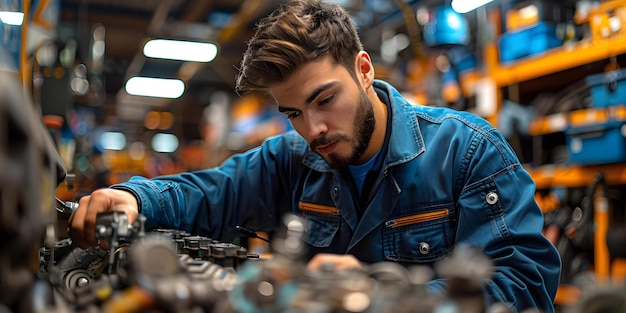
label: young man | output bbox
[68,0,561,311]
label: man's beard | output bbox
[311,90,376,168]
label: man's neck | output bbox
[358,88,388,164]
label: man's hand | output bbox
[68,188,139,249]
[307,253,363,271]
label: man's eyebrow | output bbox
[277,81,337,113]
[305,81,336,105]
[277,105,292,113]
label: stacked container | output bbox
[566,69,626,164]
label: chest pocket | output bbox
[382,206,456,263]
[299,201,341,247]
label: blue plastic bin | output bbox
[498,22,562,63]
[566,121,626,164]
[585,70,626,107]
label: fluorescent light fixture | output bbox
[143,39,218,62]
[451,0,494,13]
[99,132,127,151]
[151,133,179,153]
[125,76,185,98]
[0,11,24,25]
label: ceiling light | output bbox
[143,39,218,62]
[99,132,127,151]
[0,11,24,25]
[125,77,185,98]
[451,0,494,13]
[151,133,179,153]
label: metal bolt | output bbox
[77,277,89,287]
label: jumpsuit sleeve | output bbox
[431,127,561,312]
[111,132,304,243]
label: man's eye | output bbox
[319,95,334,105]
[286,111,301,120]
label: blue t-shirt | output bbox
[348,148,382,196]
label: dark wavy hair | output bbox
[235,0,363,94]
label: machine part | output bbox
[20,279,74,313]
[51,244,107,291]
[367,261,411,293]
[211,242,249,268]
[183,235,204,259]
[94,211,144,275]
[228,215,310,313]
[181,258,227,280]
[568,285,626,313]
[236,225,271,243]
[126,233,239,312]
[25,202,619,313]
[606,225,626,259]
[64,270,92,290]
[99,286,154,313]
[272,214,308,261]
[436,244,494,313]
[291,264,375,312]
[230,259,301,313]
[71,274,118,309]
[128,234,181,283]
[0,71,66,310]
[567,173,605,253]
[55,197,78,216]
[367,263,438,313]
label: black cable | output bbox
[235,226,270,243]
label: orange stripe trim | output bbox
[299,201,340,215]
[386,209,449,228]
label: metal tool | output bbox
[55,197,78,216]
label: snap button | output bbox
[486,192,499,205]
[418,242,430,255]
[332,187,339,198]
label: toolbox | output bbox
[498,22,563,63]
[566,120,626,165]
[504,0,575,31]
[585,69,626,107]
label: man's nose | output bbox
[303,113,328,139]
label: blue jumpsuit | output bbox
[113,80,561,312]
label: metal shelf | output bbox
[527,163,626,189]
[486,35,626,88]
[528,105,626,136]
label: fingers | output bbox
[68,188,139,249]
[68,195,92,248]
[83,190,112,247]
[307,253,363,271]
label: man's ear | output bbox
[355,51,375,88]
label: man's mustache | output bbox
[310,134,349,149]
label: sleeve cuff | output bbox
[109,184,142,213]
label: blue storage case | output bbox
[584,70,626,107]
[446,46,477,73]
[566,121,626,164]
[423,7,469,48]
[498,22,562,63]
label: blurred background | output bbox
[5,0,626,310]
[2,0,557,196]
